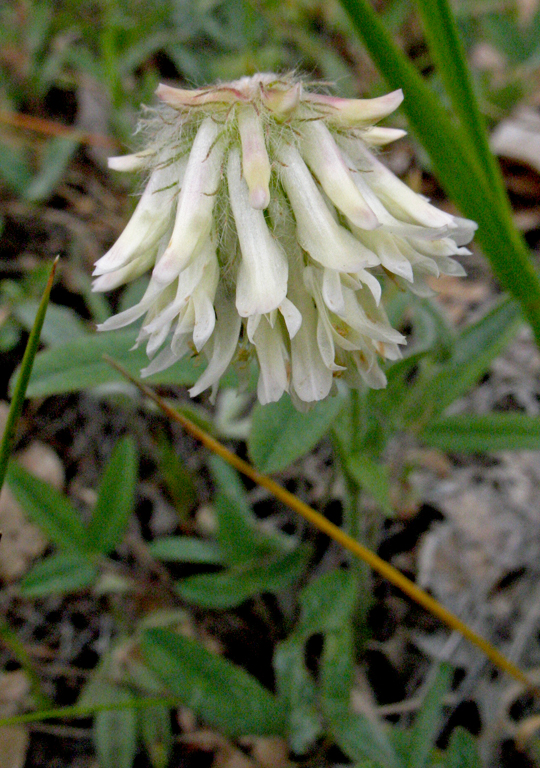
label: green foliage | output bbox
[174,459,311,608]
[87,436,138,555]
[142,628,285,737]
[93,688,138,768]
[12,329,201,397]
[8,435,138,597]
[249,392,345,473]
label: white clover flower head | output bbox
[93,72,476,407]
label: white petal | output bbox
[322,268,345,314]
[193,292,216,351]
[353,269,382,305]
[227,148,288,316]
[93,158,185,275]
[141,345,186,377]
[92,248,156,292]
[96,280,166,332]
[299,121,379,229]
[153,118,225,286]
[355,230,413,283]
[304,89,404,126]
[362,127,407,146]
[247,314,262,343]
[108,149,154,172]
[451,217,477,246]
[278,143,378,273]
[253,317,289,404]
[340,287,405,345]
[238,104,271,209]
[279,298,302,339]
[339,137,455,229]
[288,280,333,402]
[189,292,241,398]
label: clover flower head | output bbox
[93,72,476,407]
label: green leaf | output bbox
[13,300,88,347]
[93,687,138,768]
[0,258,56,493]
[346,454,393,516]
[148,536,223,564]
[142,628,285,737]
[407,664,452,768]
[273,639,321,753]
[175,545,310,609]
[7,462,90,553]
[420,413,540,452]
[321,623,355,717]
[20,552,97,597]
[249,393,344,474]
[140,704,172,768]
[0,143,33,195]
[12,329,200,398]
[25,137,79,202]
[415,297,521,422]
[415,0,508,209]
[211,458,290,564]
[444,727,481,768]
[331,711,400,768]
[157,436,197,519]
[88,436,138,554]
[296,570,358,638]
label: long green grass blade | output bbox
[336,0,540,349]
[0,256,58,493]
[414,0,508,209]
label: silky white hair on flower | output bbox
[94,72,476,407]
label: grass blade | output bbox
[0,256,58,493]
[335,0,540,349]
[414,0,508,208]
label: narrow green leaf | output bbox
[142,628,285,737]
[444,727,481,768]
[88,436,138,554]
[321,624,355,716]
[12,329,200,398]
[25,137,78,202]
[414,297,521,423]
[7,461,90,553]
[274,638,321,753]
[296,570,358,638]
[0,258,57,493]
[140,704,172,768]
[20,553,97,597]
[157,436,197,519]
[420,413,540,452]
[331,711,400,768]
[211,458,290,564]
[94,687,138,768]
[0,143,33,195]
[249,393,344,474]
[175,545,310,609]
[13,300,87,347]
[408,664,453,768]
[415,0,508,208]
[148,536,223,564]
[346,454,393,516]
